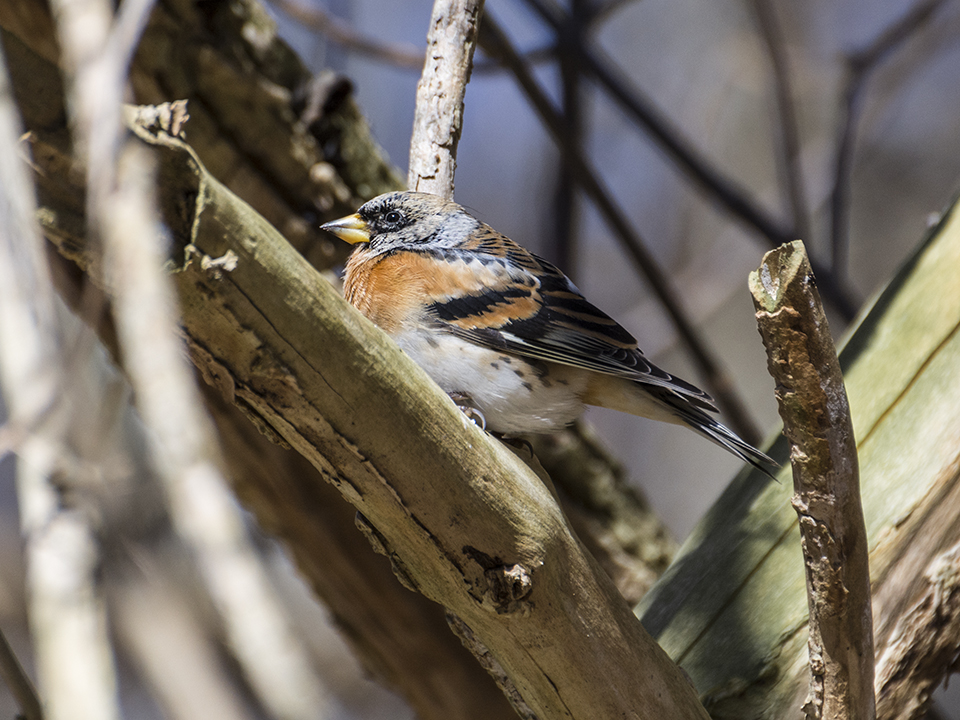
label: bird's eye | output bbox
[382,209,404,228]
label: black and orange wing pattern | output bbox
[420,225,718,412]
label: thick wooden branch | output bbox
[750,241,874,720]
[153,127,709,720]
[1,11,676,714]
[638,200,960,718]
[407,0,484,197]
[34,114,708,718]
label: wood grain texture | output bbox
[638,199,960,719]
[151,130,708,720]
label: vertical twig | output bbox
[480,12,762,447]
[749,0,810,245]
[407,0,486,198]
[548,0,585,275]
[829,0,946,283]
[0,39,117,720]
[51,0,336,714]
[749,241,874,720]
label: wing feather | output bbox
[421,229,717,412]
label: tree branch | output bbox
[750,241,874,720]
[407,0,485,197]
[522,0,858,320]
[639,198,960,718]
[0,38,119,720]
[42,120,711,719]
[749,0,810,246]
[829,0,947,283]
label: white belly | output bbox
[392,325,588,434]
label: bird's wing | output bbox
[421,227,718,412]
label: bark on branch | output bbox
[407,0,484,197]
[40,118,708,719]
[750,241,875,720]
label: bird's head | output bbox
[321,191,476,254]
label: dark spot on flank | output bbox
[502,357,512,364]
[556,378,569,386]
[541,378,552,388]
[426,336,439,348]
[514,369,525,378]
[522,382,533,392]
[490,362,500,370]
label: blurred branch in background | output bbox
[830,0,948,285]
[479,11,762,446]
[749,0,811,249]
[266,0,555,73]
[546,0,585,276]
[0,38,119,720]
[52,0,338,716]
[269,0,425,68]
[522,0,859,320]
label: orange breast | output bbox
[343,250,441,333]
[344,248,541,334]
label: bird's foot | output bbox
[448,392,486,430]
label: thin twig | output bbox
[830,0,946,283]
[750,241,874,720]
[749,0,810,245]
[548,0,586,275]
[407,0,485,198]
[523,0,858,320]
[480,13,762,447]
[270,0,425,68]
[266,0,552,73]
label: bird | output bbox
[321,191,774,473]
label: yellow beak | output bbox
[320,213,371,245]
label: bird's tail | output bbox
[660,392,779,478]
[585,375,779,477]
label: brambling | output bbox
[322,191,773,472]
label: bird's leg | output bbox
[448,392,486,430]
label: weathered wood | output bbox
[2,15,677,717]
[145,127,709,720]
[638,199,960,719]
[750,241,874,720]
[28,101,707,715]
